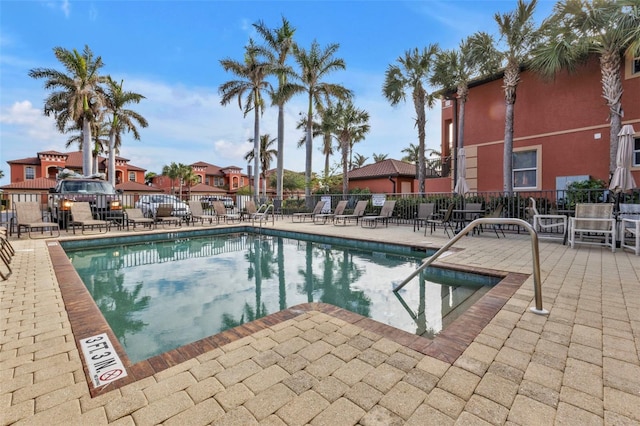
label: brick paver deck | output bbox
[1,219,639,425]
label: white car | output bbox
[135,194,190,218]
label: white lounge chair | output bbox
[529,197,567,242]
[568,203,616,252]
[619,203,640,255]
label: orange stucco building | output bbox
[441,54,640,193]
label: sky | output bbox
[0,0,557,186]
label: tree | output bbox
[431,35,498,154]
[65,119,109,175]
[253,17,296,202]
[470,0,540,193]
[352,153,368,169]
[29,45,106,176]
[372,153,389,163]
[401,143,420,164]
[531,0,640,175]
[245,134,278,198]
[286,40,353,200]
[383,44,439,195]
[269,170,305,194]
[325,101,370,196]
[103,77,148,186]
[219,39,273,201]
[162,162,181,195]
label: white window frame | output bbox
[513,146,541,191]
[25,166,35,180]
[128,171,136,182]
[633,137,640,167]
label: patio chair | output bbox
[414,203,435,232]
[292,200,326,223]
[244,200,267,221]
[334,200,368,226]
[154,204,182,227]
[619,203,640,255]
[484,203,505,238]
[0,227,14,280]
[313,200,348,224]
[426,203,455,237]
[568,203,616,252]
[188,201,217,225]
[529,197,567,242]
[124,208,155,230]
[14,201,60,239]
[360,200,396,228]
[69,202,110,234]
[212,201,241,223]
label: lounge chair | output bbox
[251,204,274,226]
[14,201,60,239]
[529,197,567,242]
[568,203,616,252]
[244,200,267,221]
[414,203,435,232]
[426,203,455,237]
[334,200,368,226]
[154,204,182,227]
[620,203,640,255]
[360,200,396,228]
[313,200,348,224]
[292,200,326,222]
[213,201,241,223]
[0,226,14,280]
[188,201,217,225]
[69,202,110,234]
[125,208,156,230]
[484,203,505,238]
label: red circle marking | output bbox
[99,369,123,381]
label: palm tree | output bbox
[372,153,389,163]
[253,17,296,202]
[295,112,335,180]
[219,39,273,201]
[470,0,540,193]
[29,45,106,176]
[325,101,370,196]
[351,153,368,169]
[103,77,148,186]
[431,35,498,153]
[286,40,353,200]
[65,118,109,175]
[531,0,640,175]
[162,162,181,195]
[401,143,420,164]
[245,134,278,198]
[383,44,439,195]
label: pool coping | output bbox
[47,234,528,398]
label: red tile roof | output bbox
[115,181,158,192]
[0,177,57,190]
[188,183,226,193]
[347,159,416,180]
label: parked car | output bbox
[48,178,122,228]
[200,196,234,209]
[135,195,190,218]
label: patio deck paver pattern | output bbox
[1,219,639,425]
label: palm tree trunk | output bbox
[600,51,623,175]
[82,118,92,176]
[457,84,468,149]
[108,133,116,186]
[342,139,349,196]
[413,93,426,195]
[305,94,313,205]
[253,98,261,202]
[276,104,285,201]
[502,65,519,194]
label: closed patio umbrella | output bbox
[609,124,637,193]
[454,147,470,195]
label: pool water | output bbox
[65,232,498,363]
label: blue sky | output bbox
[0,0,556,186]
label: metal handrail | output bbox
[393,217,549,315]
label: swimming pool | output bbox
[62,229,500,364]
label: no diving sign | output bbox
[79,333,127,387]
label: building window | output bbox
[634,137,640,167]
[634,58,640,75]
[513,150,537,189]
[129,172,135,182]
[214,177,224,187]
[25,166,35,180]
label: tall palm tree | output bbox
[219,39,273,201]
[295,112,335,180]
[401,143,420,164]
[65,118,109,175]
[162,162,181,195]
[531,0,640,175]
[286,40,353,200]
[325,101,370,196]
[431,35,498,153]
[253,17,296,202]
[103,77,148,186]
[29,45,106,176]
[351,153,368,169]
[245,134,278,198]
[383,44,439,195]
[372,153,389,163]
[470,0,540,193]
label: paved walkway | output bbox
[1,220,639,425]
